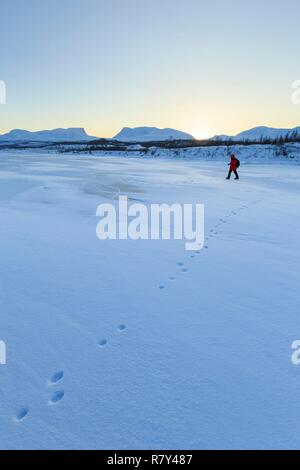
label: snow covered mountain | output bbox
[4,124,300,144]
[0,128,96,142]
[113,126,195,142]
[212,125,300,142]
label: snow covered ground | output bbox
[0,152,299,450]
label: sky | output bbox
[1,0,300,139]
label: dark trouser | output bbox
[227,170,239,179]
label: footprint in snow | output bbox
[169,276,176,281]
[14,407,29,422]
[181,268,188,273]
[49,371,64,385]
[98,339,108,347]
[49,390,64,405]
[118,324,127,331]
[177,262,184,267]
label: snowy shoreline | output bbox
[1,142,300,163]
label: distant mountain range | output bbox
[0,128,96,142]
[1,125,300,144]
[212,126,300,142]
[113,127,195,142]
[0,126,195,143]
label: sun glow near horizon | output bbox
[189,129,211,140]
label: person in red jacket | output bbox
[226,154,239,180]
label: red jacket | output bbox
[230,156,238,171]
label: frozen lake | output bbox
[0,152,299,449]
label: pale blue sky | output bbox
[1,0,300,138]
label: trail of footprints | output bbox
[14,205,253,421]
[14,324,127,423]
[14,207,250,421]
[158,204,249,290]
[14,371,64,422]
[98,324,127,348]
